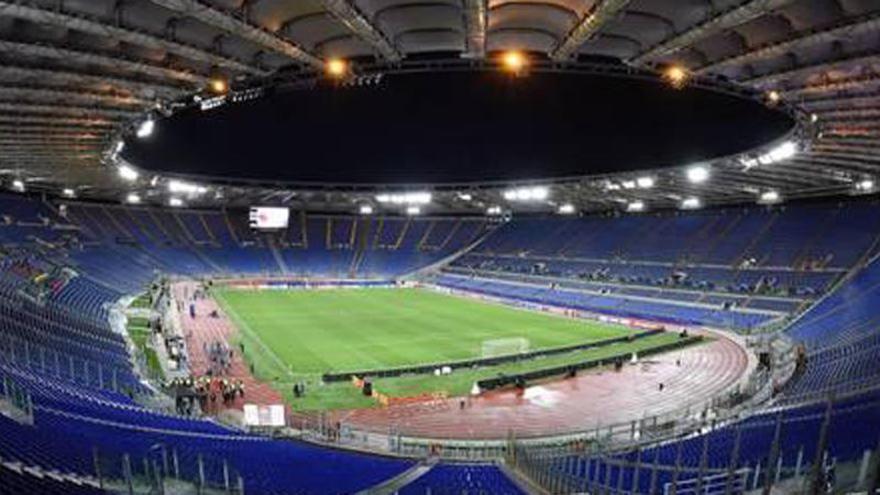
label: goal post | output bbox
[481,337,530,358]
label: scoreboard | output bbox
[248,207,289,230]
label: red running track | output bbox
[175,283,284,413]
[327,332,750,439]
[177,282,750,439]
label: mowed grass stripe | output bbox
[216,287,633,373]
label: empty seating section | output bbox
[53,203,489,283]
[782,332,880,402]
[400,464,525,494]
[0,462,104,495]
[544,391,880,493]
[177,212,212,244]
[420,219,456,249]
[0,367,415,494]
[467,203,879,290]
[444,204,880,333]
[0,250,420,493]
[3,192,880,492]
[0,196,65,246]
[0,253,140,395]
[435,274,773,329]
[771,257,880,402]
[785,258,880,349]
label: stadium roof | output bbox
[1,0,880,213]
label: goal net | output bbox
[481,337,530,358]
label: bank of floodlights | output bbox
[375,192,431,205]
[557,204,576,215]
[118,164,139,182]
[167,179,208,196]
[680,197,702,210]
[740,141,798,169]
[503,186,549,202]
[135,118,154,139]
[686,166,710,184]
[758,190,782,205]
[627,201,645,212]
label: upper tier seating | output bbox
[56,203,490,289]
[461,202,880,298]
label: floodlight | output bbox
[686,166,709,183]
[502,51,527,73]
[359,205,374,215]
[529,186,549,200]
[126,193,141,204]
[118,164,139,181]
[740,157,759,169]
[375,192,431,205]
[486,206,503,215]
[636,177,655,189]
[406,206,421,215]
[11,179,24,192]
[767,90,781,103]
[604,182,621,191]
[135,118,154,139]
[557,204,576,215]
[811,113,819,123]
[856,179,876,192]
[168,180,208,196]
[758,190,781,204]
[664,66,689,88]
[168,197,184,207]
[681,197,701,209]
[209,77,228,95]
[503,186,549,202]
[325,58,348,78]
[766,141,797,162]
[627,201,645,212]
[62,188,75,198]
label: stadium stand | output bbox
[6,1,880,492]
[440,203,880,330]
[59,202,490,284]
[0,195,525,493]
[398,463,526,494]
[774,256,880,402]
[2,191,880,493]
[434,273,775,329]
[521,390,880,493]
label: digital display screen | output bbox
[248,207,289,230]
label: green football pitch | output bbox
[216,287,633,373]
[213,287,689,411]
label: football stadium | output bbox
[2,1,880,494]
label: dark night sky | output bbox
[124,70,794,185]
